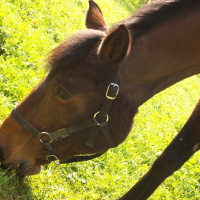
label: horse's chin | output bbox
[17,163,42,177]
[0,160,42,177]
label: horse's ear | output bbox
[98,24,131,67]
[86,0,107,32]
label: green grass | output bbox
[1,0,200,199]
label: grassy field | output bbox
[1,0,200,199]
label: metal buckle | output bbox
[93,111,108,125]
[39,132,54,143]
[46,155,59,164]
[106,83,119,100]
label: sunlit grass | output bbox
[0,0,200,199]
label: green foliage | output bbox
[0,0,200,199]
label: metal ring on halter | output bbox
[93,111,109,126]
[39,132,54,143]
[46,155,59,163]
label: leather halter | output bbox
[11,82,120,163]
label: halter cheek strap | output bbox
[86,83,119,147]
[11,83,119,163]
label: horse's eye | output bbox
[57,88,69,100]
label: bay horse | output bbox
[1,0,200,199]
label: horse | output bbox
[1,0,200,199]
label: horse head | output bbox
[0,0,136,177]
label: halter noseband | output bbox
[11,82,119,163]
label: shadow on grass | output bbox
[0,168,33,200]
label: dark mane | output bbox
[116,0,200,39]
[47,30,105,73]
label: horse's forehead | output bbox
[57,67,97,91]
[47,29,105,76]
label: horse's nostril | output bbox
[0,146,5,162]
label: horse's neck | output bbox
[121,9,200,107]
